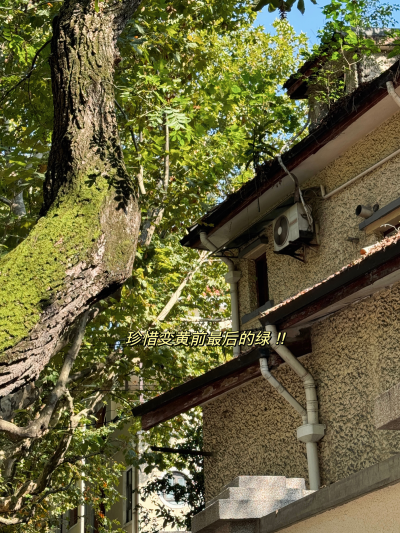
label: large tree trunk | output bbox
[0,0,142,397]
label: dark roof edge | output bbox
[131,347,265,418]
[181,59,400,250]
[260,237,400,327]
[283,29,393,94]
[282,35,339,94]
[359,195,400,230]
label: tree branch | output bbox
[139,206,164,246]
[163,114,169,191]
[0,389,108,517]
[112,0,145,37]
[0,39,51,105]
[139,113,171,246]
[0,315,83,420]
[33,478,75,507]
[13,184,26,217]
[137,163,146,196]
[0,382,41,422]
[153,251,210,324]
[60,450,103,466]
[33,392,82,496]
[68,349,120,386]
[1,440,33,489]
[0,196,12,207]
[0,312,89,441]
[115,98,146,195]
[0,515,24,525]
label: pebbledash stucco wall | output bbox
[278,482,400,533]
[266,108,400,305]
[202,109,400,501]
[203,283,400,499]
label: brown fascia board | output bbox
[131,347,266,423]
[132,335,312,430]
[260,235,400,330]
[140,359,263,430]
[181,59,400,251]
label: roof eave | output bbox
[181,60,400,250]
[260,236,400,332]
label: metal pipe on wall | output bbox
[320,82,400,201]
[264,324,325,490]
[259,357,308,424]
[320,146,400,200]
[387,80,400,108]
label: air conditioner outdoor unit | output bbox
[273,203,314,255]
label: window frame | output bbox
[125,467,133,525]
[69,507,78,528]
[158,471,188,509]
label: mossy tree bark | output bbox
[0,0,142,397]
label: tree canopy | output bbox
[0,0,309,529]
[2,0,400,529]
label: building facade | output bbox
[133,46,400,533]
[58,398,188,533]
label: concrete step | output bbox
[285,478,306,490]
[205,487,306,508]
[194,497,307,532]
[195,476,315,533]
[225,476,287,490]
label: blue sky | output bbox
[254,0,400,46]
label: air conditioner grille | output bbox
[274,215,289,246]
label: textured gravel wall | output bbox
[204,111,400,501]
[265,110,400,305]
[237,258,258,321]
[204,284,400,499]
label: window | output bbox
[69,507,78,528]
[57,515,64,533]
[95,406,106,428]
[84,505,95,533]
[125,468,133,524]
[159,471,187,509]
[255,253,269,307]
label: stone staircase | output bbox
[192,476,315,533]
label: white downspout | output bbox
[387,80,400,108]
[260,357,308,425]
[199,232,241,356]
[264,324,325,490]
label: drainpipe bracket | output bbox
[224,271,241,284]
[297,423,325,443]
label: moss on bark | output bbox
[0,0,143,395]
[0,176,104,352]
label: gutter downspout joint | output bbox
[297,423,325,443]
[265,324,325,490]
[259,356,308,425]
